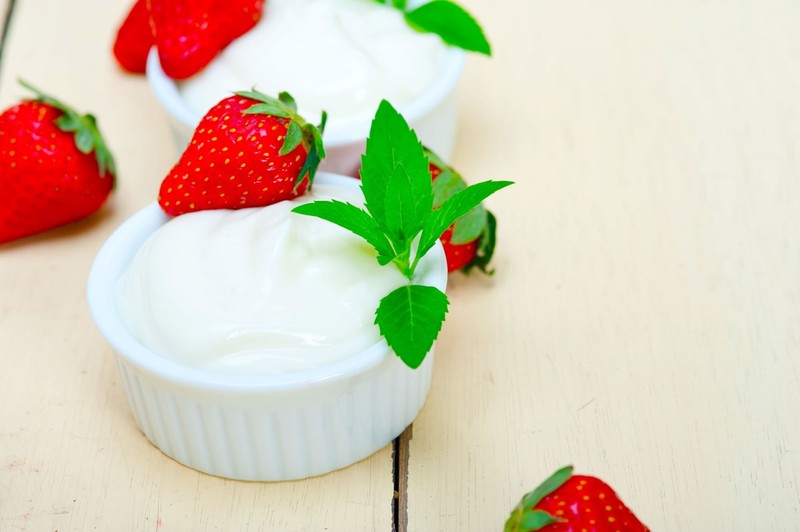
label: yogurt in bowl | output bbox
[88,173,447,481]
[147,0,465,175]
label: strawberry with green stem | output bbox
[158,90,325,216]
[426,147,497,274]
[0,81,115,244]
[505,465,650,532]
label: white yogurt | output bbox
[179,0,448,139]
[116,183,408,374]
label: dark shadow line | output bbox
[392,425,412,532]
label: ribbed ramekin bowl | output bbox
[146,47,465,176]
[87,173,447,481]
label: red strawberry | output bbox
[0,82,116,244]
[112,0,154,74]
[148,0,264,80]
[426,147,498,274]
[505,466,650,532]
[158,90,325,216]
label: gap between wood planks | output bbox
[0,0,17,77]
[392,425,412,532]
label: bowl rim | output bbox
[87,173,447,393]
[145,40,466,147]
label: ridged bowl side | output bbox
[113,348,434,481]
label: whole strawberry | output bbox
[113,0,153,74]
[158,90,325,216]
[147,0,264,79]
[0,82,115,244]
[426,148,497,273]
[505,466,650,532]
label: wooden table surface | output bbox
[1,0,799,530]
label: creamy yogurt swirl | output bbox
[116,183,408,374]
[179,0,448,139]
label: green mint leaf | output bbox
[376,285,448,369]
[405,1,492,56]
[280,121,303,155]
[384,162,432,259]
[360,100,433,240]
[417,180,513,261]
[292,200,396,264]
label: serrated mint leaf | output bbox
[384,162,432,253]
[418,180,513,260]
[376,285,449,369]
[405,1,492,56]
[360,100,432,234]
[451,204,486,244]
[292,200,396,262]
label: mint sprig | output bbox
[374,0,491,55]
[292,100,512,368]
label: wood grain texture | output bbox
[0,1,393,531]
[407,0,800,530]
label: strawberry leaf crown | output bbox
[19,79,117,177]
[426,146,498,274]
[505,465,573,532]
[235,89,326,190]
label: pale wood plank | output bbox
[407,0,800,530]
[0,1,393,531]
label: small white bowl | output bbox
[88,173,447,481]
[146,47,465,176]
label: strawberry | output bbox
[505,466,650,532]
[0,82,116,244]
[158,90,325,216]
[112,0,154,74]
[426,148,498,273]
[148,0,264,80]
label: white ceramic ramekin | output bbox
[87,173,447,481]
[146,47,465,176]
